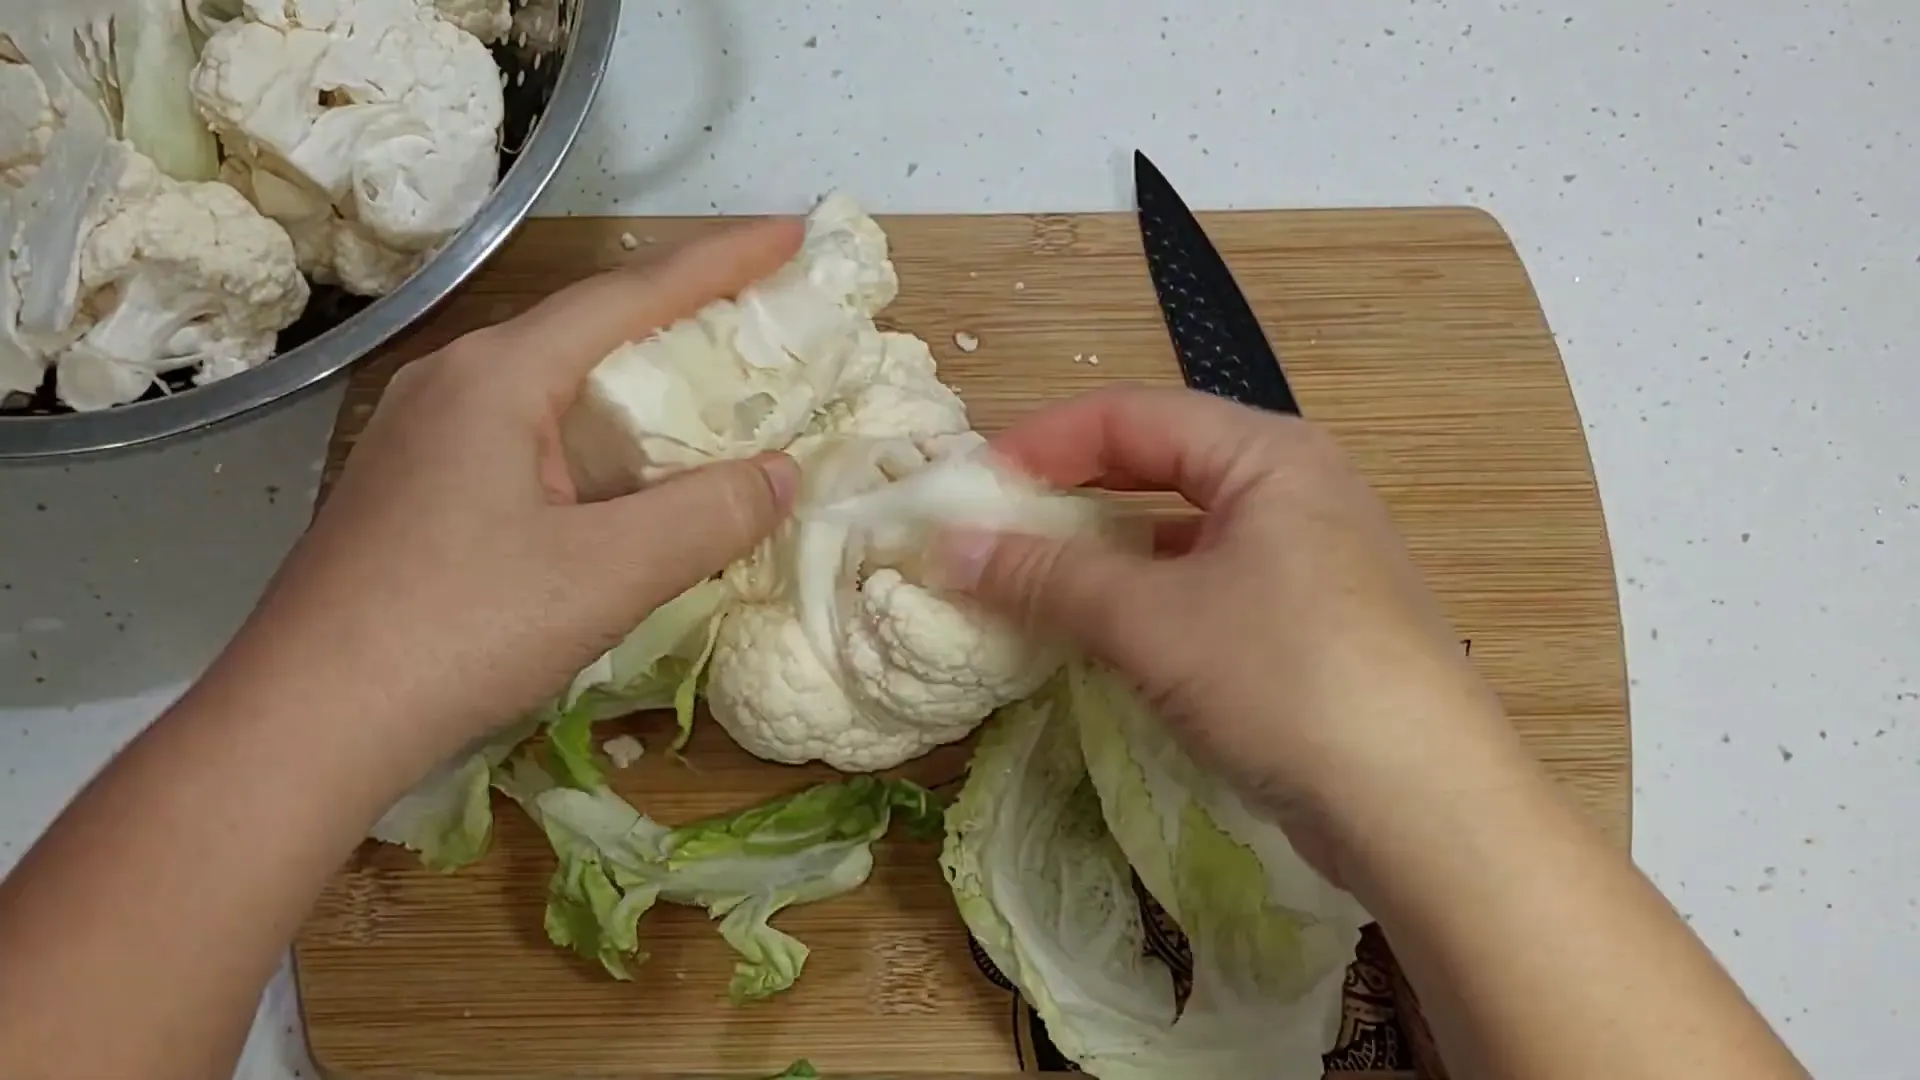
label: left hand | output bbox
[216,220,805,766]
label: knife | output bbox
[1133,150,1300,415]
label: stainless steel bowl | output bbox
[0,0,619,461]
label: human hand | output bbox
[938,386,1531,865]
[215,221,805,769]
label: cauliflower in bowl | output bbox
[0,0,508,412]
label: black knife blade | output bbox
[1133,151,1300,415]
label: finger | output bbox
[566,453,801,605]
[989,385,1291,510]
[1151,516,1206,557]
[489,218,806,398]
[935,529,1160,662]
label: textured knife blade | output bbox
[1134,151,1300,415]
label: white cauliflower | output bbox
[431,0,510,43]
[1,7,307,409]
[704,435,1092,773]
[793,331,974,457]
[707,600,991,772]
[5,0,221,185]
[0,55,55,188]
[0,198,40,397]
[564,192,1102,774]
[55,151,308,410]
[191,0,505,296]
[215,155,416,295]
[562,193,901,498]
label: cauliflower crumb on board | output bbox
[952,330,981,353]
[619,232,641,251]
[602,735,646,770]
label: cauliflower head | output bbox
[55,151,308,410]
[563,192,1101,774]
[191,0,505,296]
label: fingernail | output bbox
[753,452,800,509]
[931,528,998,590]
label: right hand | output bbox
[938,386,1531,866]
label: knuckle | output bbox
[1250,418,1350,489]
[435,332,505,383]
[383,357,431,399]
[391,334,517,410]
[985,537,1080,626]
[715,466,775,538]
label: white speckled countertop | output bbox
[3,3,1915,1077]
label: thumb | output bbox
[576,453,800,599]
[936,528,1157,661]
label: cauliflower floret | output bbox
[704,434,1092,773]
[841,571,1062,727]
[217,157,333,280]
[191,0,505,296]
[52,151,308,411]
[0,56,54,188]
[795,332,973,458]
[184,0,247,37]
[790,192,900,319]
[564,194,901,498]
[707,602,983,772]
[431,0,510,43]
[218,155,416,294]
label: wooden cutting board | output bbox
[300,209,1630,1079]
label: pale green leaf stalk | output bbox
[498,750,938,998]
[1067,663,1373,1077]
[495,760,670,980]
[541,579,732,789]
[115,0,221,181]
[940,682,1177,1079]
[715,894,811,1002]
[367,720,537,872]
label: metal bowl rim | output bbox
[0,0,619,462]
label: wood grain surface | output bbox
[300,208,1630,1079]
